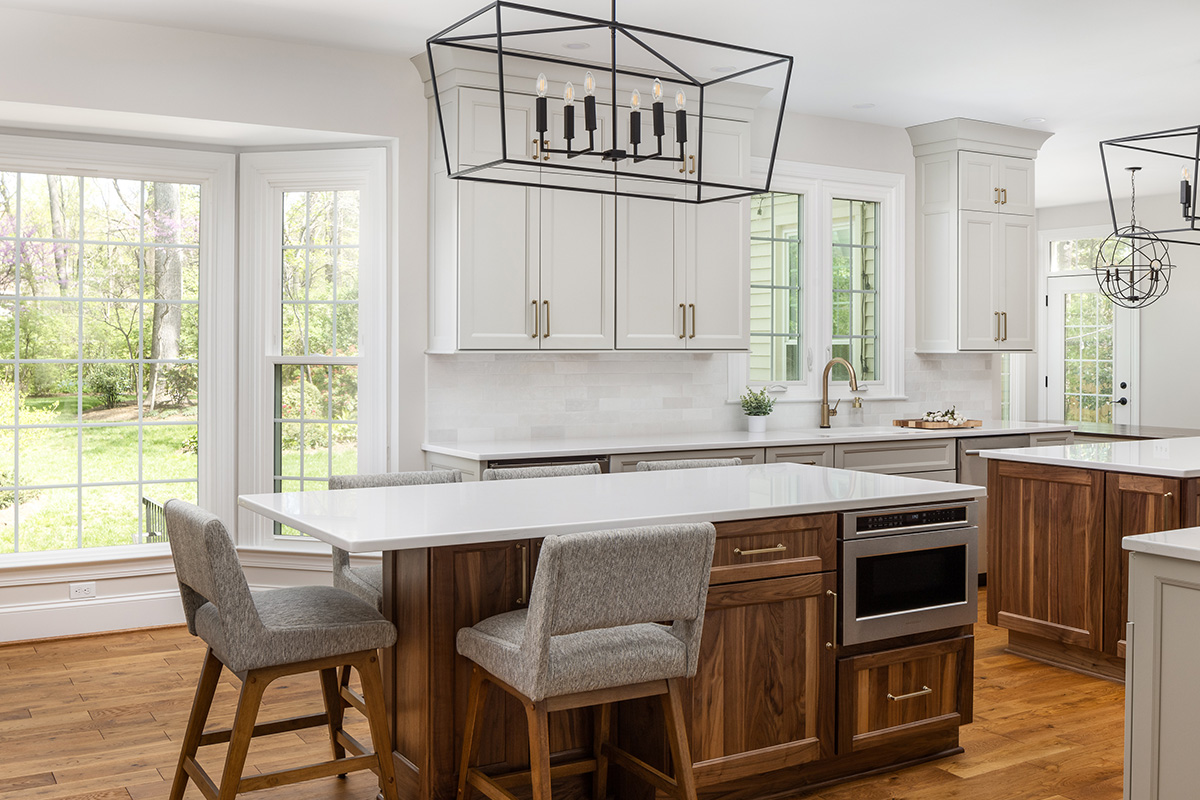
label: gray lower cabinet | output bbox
[834,439,957,475]
[609,447,766,473]
[765,445,835,467]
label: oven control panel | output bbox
[843,501,977,539]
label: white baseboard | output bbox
[0,590,186,643]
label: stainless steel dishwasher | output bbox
[957,434,1030,576]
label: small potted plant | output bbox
[740,386,775,433]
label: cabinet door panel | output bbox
[999,216,1035,351]
[458,182,538,349]
[540,190,614,349]
[688,572,835,786]
[458,87,535,168]
[1104,472,1182,656]
[958,152,999,212]
[616,198,686,348]
[957,210,1000,350]
[997,156,1035,216]
[987,460,1105,650]
[688,199,750,349]
[695,116,750,190]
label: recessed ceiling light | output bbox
[852,103,875,110]
[563,42,590,50]
[1023,117,1047,124]
[712,66,736,73]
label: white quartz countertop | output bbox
[423,420,1075,461]
[238,463,984,552]
[1123,528,1200,562]
[978,437,1200,479]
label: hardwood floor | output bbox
[0,589,1125,800]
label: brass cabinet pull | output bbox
[688,303,696,339]
[994,187,1000,204]
[689,154,696,175]
[543,300,550,338]
[994,311,1001,342]
[531,138,540,161]
[888,685,933,702]
[531,300,539,338]
[1001,311,1008,342]
[542,139,550,162]
[733,543,786,557]
[516,543,529,605]
[1001,187,1008,205]
[679,303,686,339]
[1163,491,1175,530]
[679,152,687,174]
[825,589,838,650]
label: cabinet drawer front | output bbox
[711,514,836,584]
[610,447,765,472]
[837,635,973,754]
[835,439,955,474]
[766,445,834,467]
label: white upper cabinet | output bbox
[958,152,1035,216]
[907,118,1052,354]
[539,190,615,350]
[687,199,750,348]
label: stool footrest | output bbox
[197,711,328,747]
[604,742,679,794]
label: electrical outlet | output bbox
[69,582,96,600]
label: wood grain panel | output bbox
[710,514,836,584]
[837,636,972,754]
[987,459,1104,650]
[1103,472,1181,656]
[686,572,836,777]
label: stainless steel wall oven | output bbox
[838,501,978,646]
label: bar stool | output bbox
[635,457,742,471]
[455,522,716,800]
[328,468,463,611]
[482,463,602,480]
[163,500,400,800]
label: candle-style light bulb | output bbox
[652,79,663,104]
[675,88,687,111]
[563,81,575,104]
[535,73,549,135]
[535,73,548,98]
[630,89,641,111]
[584,71,596,97]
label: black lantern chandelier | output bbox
[1094,167,1174,309]
[426,1,793,203]
[1101,124,1200,246]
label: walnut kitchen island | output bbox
[240,462,984,800]
[981,437,1200,681]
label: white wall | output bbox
[1038,195,1200,429]
[0,7,430,640]
[428,108,997,442]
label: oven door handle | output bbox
[825,589,838,650]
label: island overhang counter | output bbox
[239,463,985,800]
[979,438,1200,680]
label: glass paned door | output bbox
[1046,275,1134,425]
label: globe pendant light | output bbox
[1094,167,1173,309]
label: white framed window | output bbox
[0,135,234,561]
[238,149,387,549]
[731,161,904,403]
[1036,226,1138,426]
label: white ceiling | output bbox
[3,0,1199,208]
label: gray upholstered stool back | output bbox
[328,468,462,491]
[524,523,715,694]
[636,458,742,471]
[482,463,601,481]
[164,500,256,639]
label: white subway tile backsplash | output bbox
[426,351,996,441]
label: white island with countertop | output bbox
[239,463,985,800]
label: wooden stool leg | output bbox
[526,700,553,800]
[593,703,612,800]
[661,679,697,800]
[216,669,268,800]
[318,667,347,766]
[357,650,400,800]
[169,648,223,800]
[457,666,488,800]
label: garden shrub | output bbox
[159,364,197,406]
[85,363,130,409]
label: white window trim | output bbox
[238,148,387,550]
[0,133,236,571]
[1036,224,1140,422]
[729,159,905,404]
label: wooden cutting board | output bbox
[892,418,983,429]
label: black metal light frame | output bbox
[425,0,793,204]
[1100,124,1200,246]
